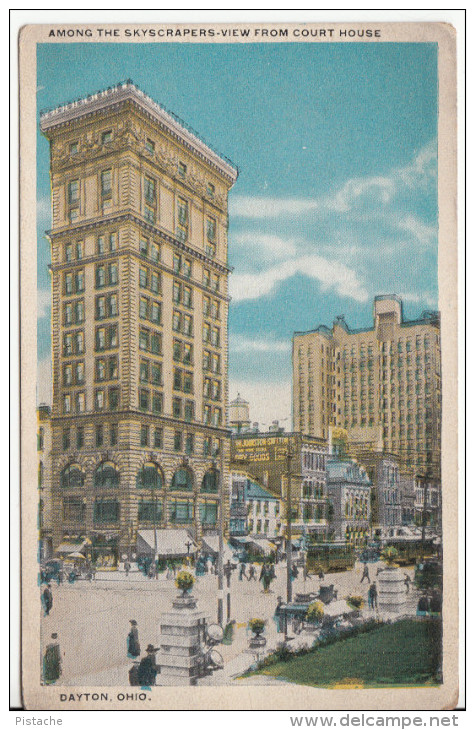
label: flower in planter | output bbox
[381,546,399,566]
[346,595,364,610]
[248,618,266,636]
[175,569,195,595]
[305,600,325,624]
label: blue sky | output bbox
[36,42,438,424]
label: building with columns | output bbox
[40,81,238,564]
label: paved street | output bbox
[40,561,417,686]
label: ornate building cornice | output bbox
[40,81,238,185]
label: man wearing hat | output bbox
[127,619,140,658]
[41,583,53,616]
[137,644,159,687]
[43,633,61,684]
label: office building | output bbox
[231,431,328,540]
[40,81,238,563]
[292,296,441,481]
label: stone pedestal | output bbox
[159,595,209,686]
[377,567,407,613]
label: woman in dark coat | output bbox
[137,645,159,687]
[127,620,140,658]
[43,633,61,684]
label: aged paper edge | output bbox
[19,21,458,711]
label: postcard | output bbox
[19,20,458,710]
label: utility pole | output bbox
[286,445,293,605]
[217,447,225,626]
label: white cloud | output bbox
[398,139,437,189]
[397,215,436,246]
[398,291,438,309]
[230,196,318,219]
[230,254,368,304]
[324,176,396,213]
[233,232,297,260]
[37,288,51,319]
[37,195,51,221]
[37,355,52,405]
[230,334,290,354]
[229,379,292,428]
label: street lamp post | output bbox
[224,559,233,620]
[286,446,294,605]
[217,447,225,626]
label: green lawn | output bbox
[248,619,441,688]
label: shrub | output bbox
[346,595,364,610]
[175,570,194,593]
[381,547,399,566]
[306,600,325,624]
[249,618,266,635]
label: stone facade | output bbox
[293,296,441,481]
[40,81,238,562]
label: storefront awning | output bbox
[137,529,197,556]
[55,540,87,555]
[230,536,254,544]
[200,535,235,562]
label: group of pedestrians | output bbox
[127,620,159,687]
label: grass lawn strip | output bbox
[250,619,441,688]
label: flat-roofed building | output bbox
[40,81,238,564]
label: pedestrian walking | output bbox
[404,573,411,593]
[260,563,272,593]
[239,563,247,581]
[137,644,159,687]
[41,584,53,616]
[273,596,285,633]
[124,560,131,577]
[368,582,378,610]
[291,564,299,581]
[127,620,140,658]
[361,564,370,583]
[43,633,61,685]
[248,564,257,581]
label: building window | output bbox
[145,138,155,155]
[110,423,118,446]
[171,468,193,491]
[68,179,79,205]
[201,469,219,493]
[60,464,84,488]
[62,428,70,450]
[178,162,187,178]
[101,130,112,145]
[94,499,119,524]
[94,462,120,488]
[153,428,162,449]
[63,497,85,523]
[101,170,112,198]
[138,501,163,523]
[174,431,183,452]
[185,433,194,455]
[177,198,189,242]
[140,425,149,447]
[207,182,215,197]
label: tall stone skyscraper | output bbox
[292,296,441,482]
[40,81,238,563]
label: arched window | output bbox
[61,464,84,488]
[201,469,219,493]
[136,463,163,490]
[38,461,43,489]
[171,467,193,491]
[94,462,120,488]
